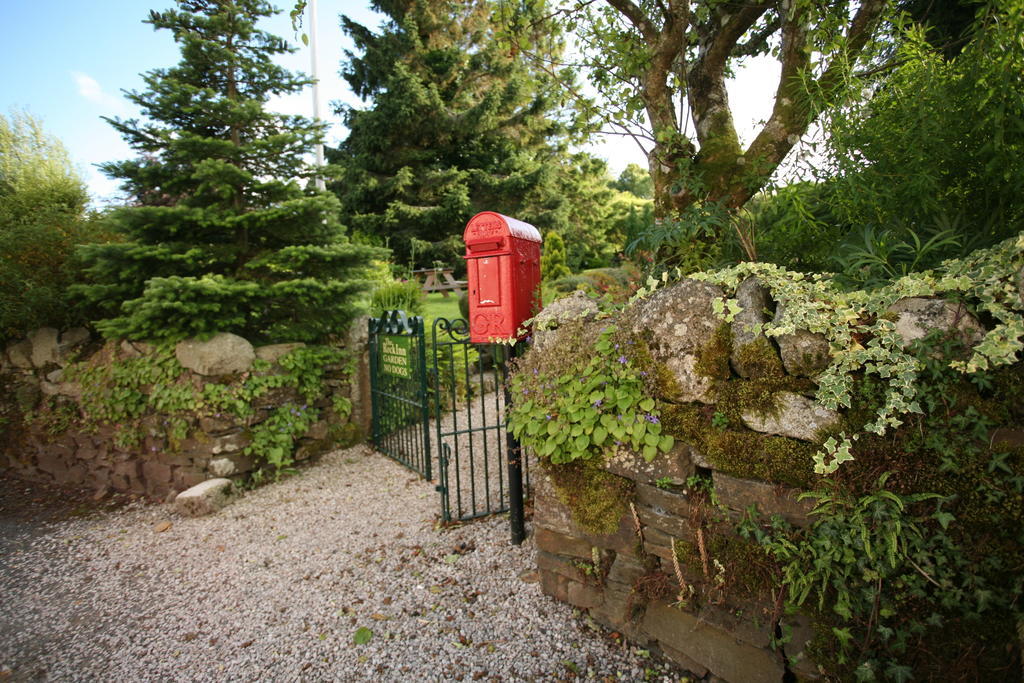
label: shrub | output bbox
[0,111,107,342]
[72,2,385,344]
[549,264,641,303]
[369,280,425,318]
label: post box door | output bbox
[474,256,502,307]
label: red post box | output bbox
[463,211,542,344]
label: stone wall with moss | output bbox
[518,239,1024,681]
[1,327,365,499]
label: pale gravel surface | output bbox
[0,445,683,682]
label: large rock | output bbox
[775,303,831,377]
[57,327,91,365]
[622,279,726,403]
[887,298,984,349]
[28,327,60,368]
[175,333,255,376]
[777,328,831,377]
[5,339,33,369]
[531,291,600,352]
[741,391,838,442]
[175,478,233,517]
[730,277,778,378]
[255,342,305,364]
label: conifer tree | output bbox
[329,0,616,270]
[75,0,384,343]
[541,230,570,281]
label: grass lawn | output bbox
[422,291,462,322]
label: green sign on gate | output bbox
[381,335,413,378]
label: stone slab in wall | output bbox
[713,472,815,527]
[642,601,786,683]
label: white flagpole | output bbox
[309,0,326,191]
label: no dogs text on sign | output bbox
[381,335,413,378]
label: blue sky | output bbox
[1,1,780,206]
[0,1,398,204]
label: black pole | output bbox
[502,341,526,545]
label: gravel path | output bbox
[0,446,683,682]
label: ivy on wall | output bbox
[51,343,353,475]
[512,231,1024,678]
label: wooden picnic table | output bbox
[412,268,467,297]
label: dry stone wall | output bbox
[528,278,1017,682]
[1,328,364,499]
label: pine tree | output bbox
[541,230,570,281]
[329,0,616,271]
[74,0,384,344]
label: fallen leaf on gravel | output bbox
[444,554,460,564]
[153,521,172,533]
[240,640,253,648]
[353,627,373,645]
[518,570,540,584]
[370,613,389,621]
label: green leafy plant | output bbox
[245,402,316,470]
[509,324,674,464]
[369,280,425,318]
[58,343,351,475]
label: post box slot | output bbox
[467,241,502,252]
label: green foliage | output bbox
[0,111,105,341]
[330,0,618,271]
[543,458,634,535]
[609,164,652,199]
[541,231,571,282]
[729,327,1024,678]
[509,323,674,465]
[793,7,1024,287]
[625,203,731,275]
[73,0,385,344]
[369,280,425,318]
[549,0,890,249]
[245,402,316,471]
[549,264,641,304]
[647,232,1024,471]
[59,343,350,474]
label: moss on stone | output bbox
[627,332,684,402]
[671,524,778,605]
[660,402,817,488]
[544,459,635,536]
[695,323,732,381]
[733,336,786,381]
[705,431,817,489]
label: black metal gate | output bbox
[368,311,431,479]
[430,318,525,523]
[368,311,527,531]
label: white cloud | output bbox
[70,71,125,113]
